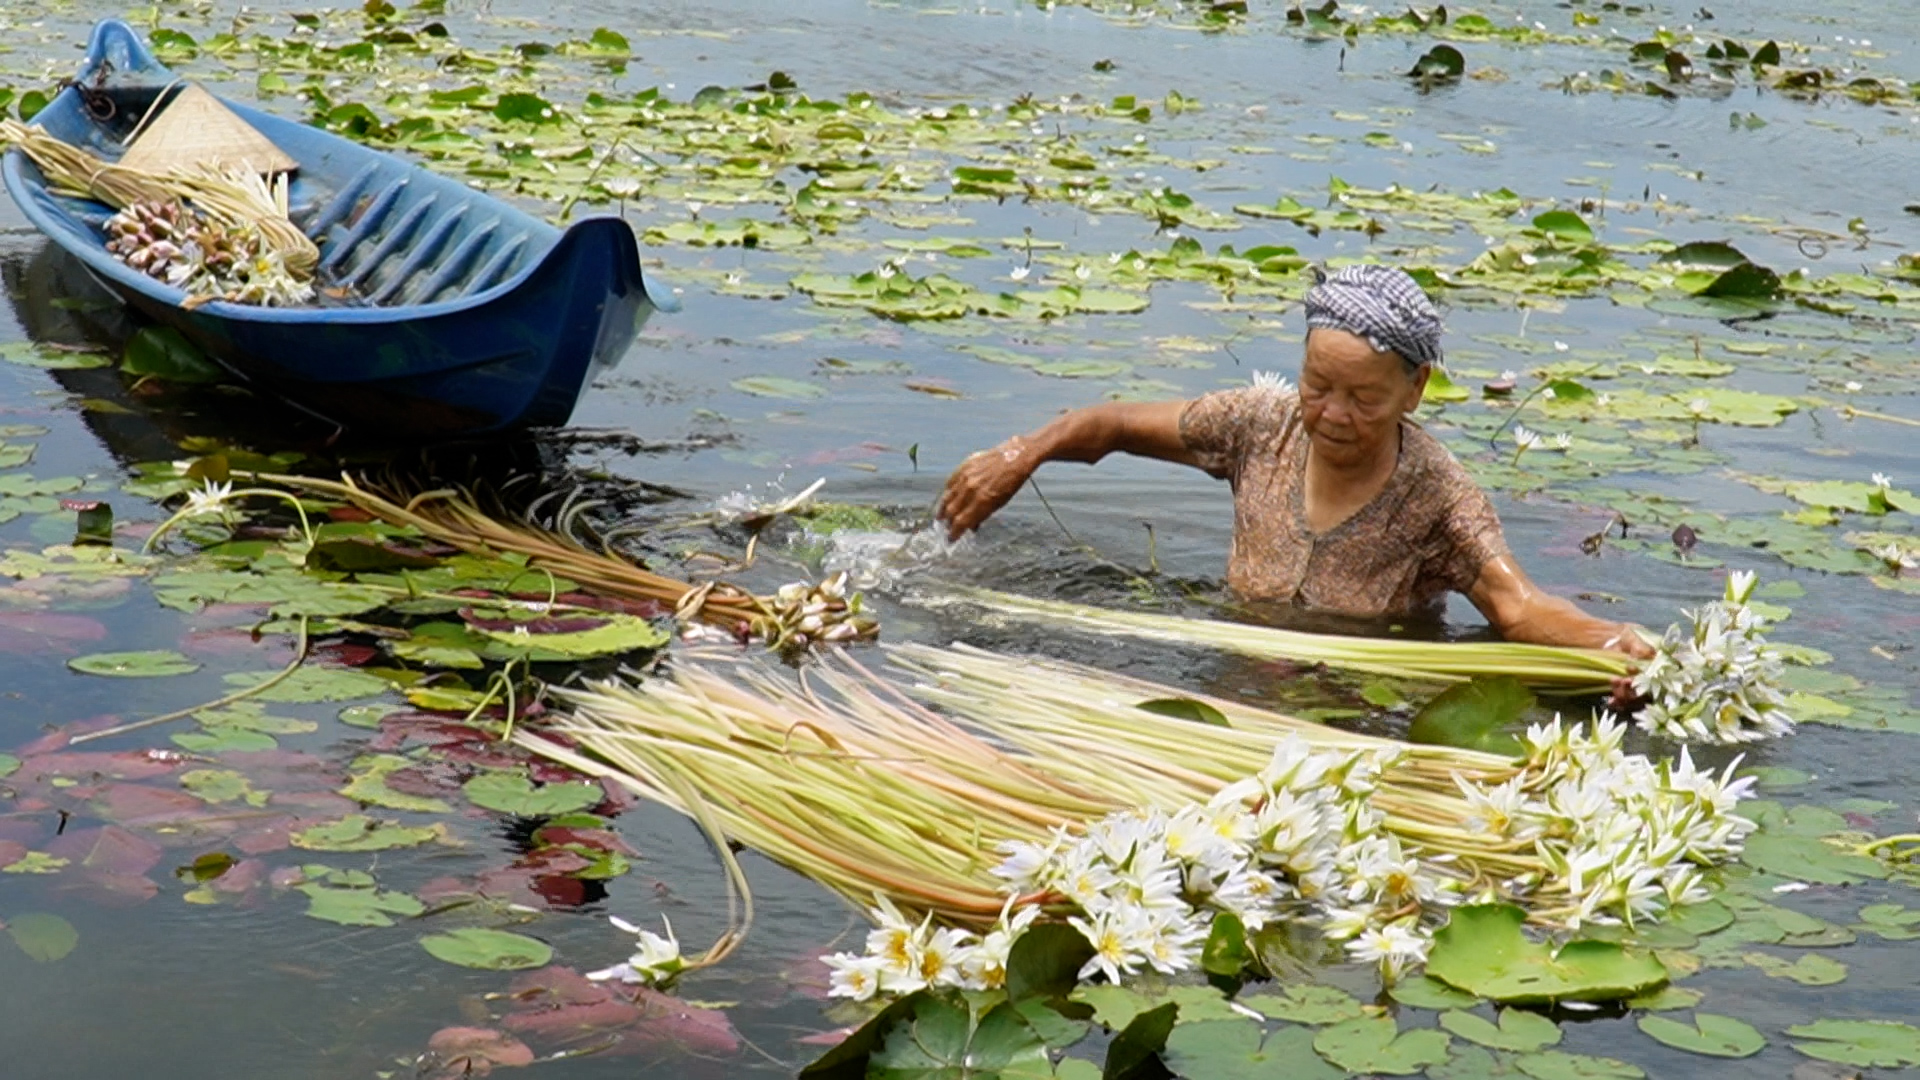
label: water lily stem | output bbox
[1839,405,1920,428]
[71,617,310,745]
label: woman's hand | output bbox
[936,436,1037,541]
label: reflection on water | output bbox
[0,0,1918,1077]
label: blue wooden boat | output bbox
[2,19,672,438]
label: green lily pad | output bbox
[1407,675,1533,755]
[1532,211,1594,245]
[7,912,78,962]
[1440,1009,1562,1053]
[1237,984,1363,1025]
[463,771,603,816]
[180,768,268,807]
[475,613,669,660]
[1389,977,1479,1010]
[1514,1050,1644,1079]
[299,882,427,927]
[1739,833,1887,884]
[1166,1022,1339,1080]
[68,650,200,678]
[223,667,390,703]
[1787,1019,1920,1068]
[1636,1014,1764,1058]
[341,754,455,814]
[419,927,554,970]
[732,375,827,400]
[290,815,441,852]
[1426,905,1668,1004]
[123,326,224,384]
[1311,1015,1450,1075]
[867,995,1050,1078]
[1743,951,1846,985]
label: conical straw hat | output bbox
[118,84,297,177]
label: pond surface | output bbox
[1,0,1918,1076]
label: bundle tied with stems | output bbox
[518,642,1757,997]
[927,577,1795,746]
[224,472,876,649]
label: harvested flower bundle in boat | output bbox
[521,643,1757,994]
[0,117,317,305]
[105,198,311,306]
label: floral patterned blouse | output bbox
[1179,385,1508,616]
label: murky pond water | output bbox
[2,0,1919,1076]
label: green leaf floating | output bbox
[1440,1008,1562,1052]
[1312,1015,1451,1075]
[299,883,426,927]
[1636,1013,1765,1058]
[464,771,604,816]
[1165,1022,1340,1080]
[7,912,78,962]
[1425,904,1668,1004]
[1237,984,1364,1025]
[290,814,440,852]
[68,650,200,677]
[1408,675,1535,755]
[866,996,1050,1079]
[476,613,669,660]
[1513,1049,1644,1079]
[419,927,554,970]
[1531,210,1594,245]
[1788,1019,1920,1068]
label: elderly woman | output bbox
[938,265,1651,658]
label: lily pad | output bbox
[1312,1015,1450,1075]
[463,771,603,816]
[1426,905,1668,1004]
[867,995,1050,1079]
[7,912,78,962]
[1532,211,1594,245]
[1237,984,1363,1025]
[1440,1009,1562,1053]
[68,650,200,678]
[1787,1019,1920,1068]
[731,375,827,400]
[290,815,441,852]
[1389,977,1479,1010]
[1407,675,1533,755]
[419,927,554,970]
[1166,1022,1339,1080]
[223,667,390,703]
[299,882,427,927]
[1739,833,1887,884]
[1514,1050,1644,1079]
[1636,1014,1764,1058]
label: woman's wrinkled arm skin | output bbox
[1468,555,1656,663]
[936,400,1197,541]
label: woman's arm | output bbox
[1466,554,1655,659]
[936,400,1196,540]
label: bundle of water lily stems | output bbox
[0,118,318,279]
[519,644,1564,926]
[925,585,1633,694]
[254,472,874,648]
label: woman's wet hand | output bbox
[936,436,1035,541]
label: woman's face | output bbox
[1298,328,1430,468]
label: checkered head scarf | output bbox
[1303,265,1443,373]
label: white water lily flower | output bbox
[1872,472,1893,490]
[1687,397,1711,417]
[182,478,234,518]
[1009,265,1031,281]
[1074,264,1092,281]
[1511,424,1541,450]
[1346,920,1429,982]
[1554,433,1573,450]
[1844,380,1864,392]
[1251,370,1295,394]
[825,952,889,1000]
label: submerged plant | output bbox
[1631,570,1793,744]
